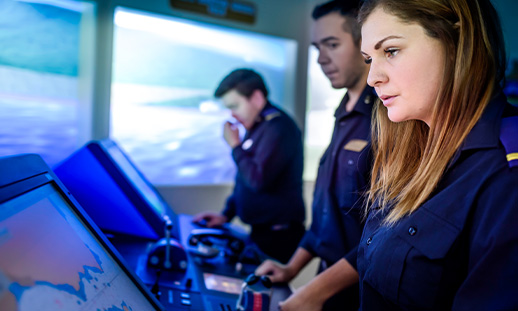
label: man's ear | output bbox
[249,89,266,109]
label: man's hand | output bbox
[192,212,227,228]
[223,121,241,148]
[278,285,326,311]
[255,260,296,283]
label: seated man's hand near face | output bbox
[223,121,241,148]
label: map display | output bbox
[0,184,158,311]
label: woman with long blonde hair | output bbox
[357,0,518,309]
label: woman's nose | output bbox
[367,61,387,87]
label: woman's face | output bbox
[361,7,446,126]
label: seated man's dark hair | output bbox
[214,68,269,99]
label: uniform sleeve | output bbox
[232,119,300,192]
[297,147,332,259]
[344,246,359,271]
[452,169,518,310]
[298,230,319,257]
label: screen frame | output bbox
[90,139,178,238]
[54,139,179,239]
[0,153,165,311]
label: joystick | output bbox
[147,216,187,271]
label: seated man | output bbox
[193,68,306,264]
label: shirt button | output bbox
[366,237,372,245]
[408,226,417,236]
[348,159,354,165]
[340,121,346,126]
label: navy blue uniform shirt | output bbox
[358,92,518,310]
[300,86,375,265]
[299,86,375,310]
[222,102,305,226]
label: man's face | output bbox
[311,12,367,89]
[222,89,261,130]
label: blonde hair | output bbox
[358,0,506,224]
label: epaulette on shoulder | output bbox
[263,108,281,121]
[500,116,518,168]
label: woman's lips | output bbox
[380,95,396,106]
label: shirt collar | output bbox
[335,85,376,120]
[460,91,506,151]
[246,101,273,133]
[259,101,275,119]
[449,91,507,165]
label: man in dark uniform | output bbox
[255,1,375,310]
[193,68,306,264]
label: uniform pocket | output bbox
[361,207,460,309]
[394,208,460,308]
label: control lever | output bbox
[147,216,188,271]
[236,274,272,311]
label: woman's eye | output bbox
[385,48,399,58]
[364,57,372,64]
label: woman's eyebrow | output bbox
[374,35,403,49]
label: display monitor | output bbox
[0,154,164,311]
[54,139,177,240]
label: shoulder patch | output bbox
[263,108,281,121]
[265,112,281,121]
[500,116,518,168]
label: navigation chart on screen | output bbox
[0,184,156,311]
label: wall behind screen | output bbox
[493,0,518,62]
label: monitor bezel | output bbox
[0,153,165,311]
[88,139,178,239]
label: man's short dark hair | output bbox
[312,0,362,46]
[214,68,269,99]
